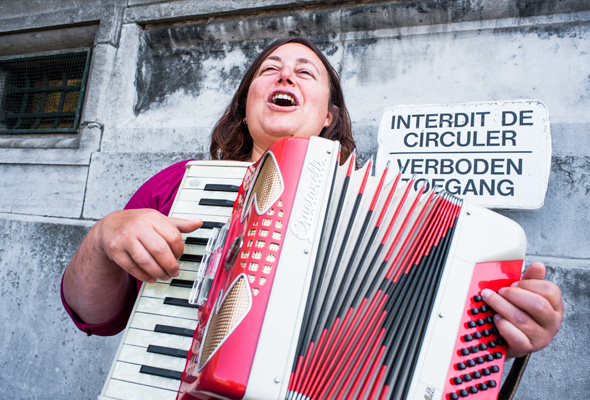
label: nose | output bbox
[277,67,294,85]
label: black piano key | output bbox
[139,365,182,380]
[185,236,209,245]
[179,253,203,262]
[170,279,194,288]
[202,221,225,229]
[199,198,235,207]
[147,344,189,359]
[154,324,195,337]
[164,297,199,308]
[204,183,240,192]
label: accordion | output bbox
[175,136,527,400]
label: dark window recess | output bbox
[0,50,91,134]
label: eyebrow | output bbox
[265,55,322,74]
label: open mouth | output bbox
[270,92,298,107]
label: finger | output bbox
[152,219,187,260]
[122,235,174,281]
[481,289,537,357]
[136,232,180,280]
[510,279,564,313]
[481,288,536,330]
[493,314,532,358]
[161,218,203,259]
[171,218,203,234]
[110,249,158,284]
[520,262,546,281]
[498,286,558,330]
[482,287,558,356]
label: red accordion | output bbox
[176,136,526,400]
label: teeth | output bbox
[272,93,296,106]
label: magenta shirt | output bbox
[61,160,193,336]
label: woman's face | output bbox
[245,43,333,161]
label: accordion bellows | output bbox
[177,136,527,400]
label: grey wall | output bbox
[0,1,588,399]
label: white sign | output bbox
[375,100,551,210]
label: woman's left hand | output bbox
[480,262,564,358]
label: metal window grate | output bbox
[0,50,91,134]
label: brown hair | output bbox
[209,37,355,162]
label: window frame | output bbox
[0,49,92,135]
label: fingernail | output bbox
[511,281,519,287]
[494,314,502,323]
[481,288,492,300]
[498,287,506,296]
[172,270,180,277]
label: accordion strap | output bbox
[498,354,531,400]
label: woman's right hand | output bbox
[96,209,203,283]
[63,209,202,325]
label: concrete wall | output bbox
[0,1,588,399]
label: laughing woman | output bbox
[62,37,562,371]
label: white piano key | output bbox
[129,312,197,332]
[100,379,177,400]
[109,361,180,391]
[173,202,235,217]
[178,260,200,272]
[177,188,239,203]
[136,297,198,320]
[167,269,197,281]
[129,312,196,332]
[184,176,244,190]
[182,231,209,241]
[174,214,229,224]
[124,328,192,350]
[141,282,191,300]
[183,243,206,255]
[181,228,218,241]
[117,344,186,371]
[186,164,249,179]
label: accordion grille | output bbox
[200,275,251,366]
[248,154,282,213]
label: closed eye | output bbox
[297,69,314,78]
[260,65,279,74]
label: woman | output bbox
[62,37,562,361]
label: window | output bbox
[0,50,92,134]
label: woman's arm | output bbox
[62,208,202,325]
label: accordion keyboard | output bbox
[98,161,249,400]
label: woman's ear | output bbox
[324,104,338,128]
